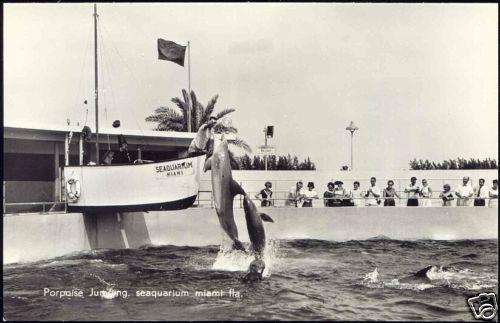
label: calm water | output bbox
[3,239,498,321]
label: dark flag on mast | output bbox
[158,39,186,66]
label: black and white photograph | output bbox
[2,2,498,321]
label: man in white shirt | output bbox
[473,178,488,207]
[404,177,420,207]
[187,117,217,157]
[350,181,364,207]
[455,176,473,206]
[365,177,381,206]
[489,179,498,208]
[286,181,305,207]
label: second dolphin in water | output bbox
[242,194,274,281]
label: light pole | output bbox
[263,126,274,171]
[346,121,359,171]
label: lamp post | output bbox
[263,126,274,171]
[346,121,359,171]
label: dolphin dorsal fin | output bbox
[203,157,212,172]
[230,179,246,197]
[260,213,274,223]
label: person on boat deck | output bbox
[302,182,319,207]
[440,184,454,207]
[323,182,336,207]
[102,151,115,165]
[112,134,132,164]
[187,117,218,157]
[488,179,498,207]
[419,179,433,207]
[333,181,347,207]
[455,176,473,206]
[365,177,381,206]
[350,181,364,207]
[404,177,420,207]
[255,181,273,207]
[383,180,400,206]
[286,181,305,207]
[473,178,488,207]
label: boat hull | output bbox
[63,155,205,212]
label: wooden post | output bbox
[54,142,61,202]
[79,133,83,165]
[3,181,6,214]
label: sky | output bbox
[3,3,498,171]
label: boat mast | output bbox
[94,3,100,163]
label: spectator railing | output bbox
[196,176,497,209]
[193,194,498,208]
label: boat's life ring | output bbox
[66,178,81,203]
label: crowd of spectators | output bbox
[253,177,498,208]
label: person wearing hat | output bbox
[439,184,454,207]
[404,177,420,207]
[323,182,336,207]
[286,181,305,207]
[187,116,218,157]
[255,181,273,207]
[302,182,318,207]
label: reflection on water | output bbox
[3,239,498,321]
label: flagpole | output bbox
[94,3,100,163]
[187,41,192,132]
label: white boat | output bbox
[62,5,202,213]
[64,156,204,212]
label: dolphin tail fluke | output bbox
[229,179,246,197]
[260,213,274,223]
[414,265,435,278]
[232,239,246,252]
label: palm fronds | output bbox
[202,95,218,124]
[213,124,238,134]
[146,90,247,143]
[229,137,252,153]
[215,108,235,120]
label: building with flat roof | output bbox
[3,123,195,212]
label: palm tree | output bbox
[146,89,251,166]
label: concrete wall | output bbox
[3,207,497,264]
[3,212,92,264]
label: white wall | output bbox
[4,206,497,264]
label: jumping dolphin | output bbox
[242,194,274,281]
[204,136,246,251]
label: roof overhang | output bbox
[3,124,196,148]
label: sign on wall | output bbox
[256,145,276,156]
